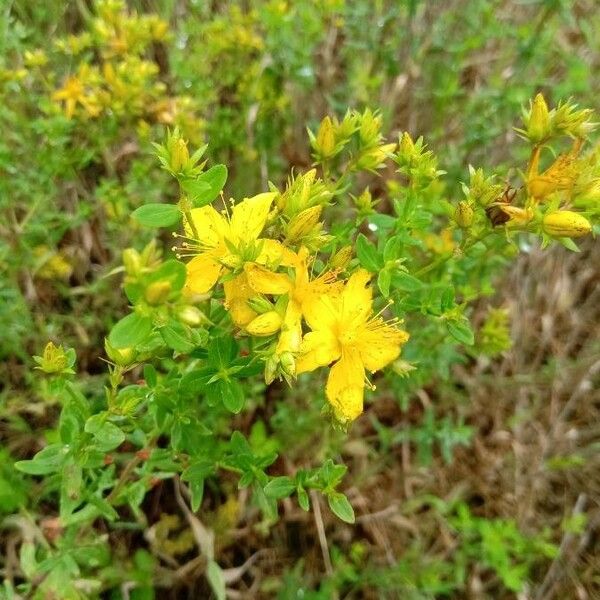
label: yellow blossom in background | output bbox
[183,192,294,296]
[296,270,409,423]
[52,73,101,119]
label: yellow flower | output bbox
[295,269,409,423]
[244,247,341,354]
[183,192,294,296]
[52,74,100,119]
[527,153,578,201]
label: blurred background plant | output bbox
[1,1,599,599]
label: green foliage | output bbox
[1,0,598,597]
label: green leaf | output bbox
[327,492,355,524]
[264,476,296,499]
[143,364,157,388]
[132,203,180,227]
[440,286,456,312]
[356,234,382,272]
[217,379,245,414]
[558,236,581,252]
[206,560,226,600]
[187,165,228,208]
[208,336,238,369]
[160,321,196,353]
[182,462,213,511]
[391,271,423,291]
[109,313,152,349]
[446,318,475,346]
[147,260,187,292]
[297,487,310,511]
[377,268,391,297]
[15,444,68,475]
[84,414,126,451]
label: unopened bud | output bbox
[145,280,172,305]
[246,311,282,337]
[542,210,592,238]
[454,201,474,228]
[398,132,415,158]
[178,305,204,327]
[170,137,189,173]
[247,295,274,314]
[279,352,296,378]
[122,248,142,277]
[104,339,136,366]
[264,355,279,385]
[359,110,381,146]
[527,93,551,143]
[34,342,72,374]
[286,206,322,241]
[330,245,353,269]
[315,116,335,158]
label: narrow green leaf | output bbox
[377,269,391,297]
[207,561,226,600]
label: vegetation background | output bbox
[0,0,598,598]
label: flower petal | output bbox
[244,262,292,295]
[340,269,373,327]
[223,273,257,327]
[185,253,222,294]
[184,205,228,247]
[357,320,409,372]
[230,192,276,241]
[302,293,339,333]
[296,329,340,374]
[325,348,365,423]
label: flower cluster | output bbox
[454,94,596,250]
[43,1,197,135]
[181,191,409,424]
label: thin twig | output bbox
[310,491,333,577]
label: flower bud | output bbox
[279,352,296,378]
[247,295,275,314]
[177,305,205,327]
[358,109,381,146]
[315,116,336,158]
[527,93,551,143]
[542,210,592,238]
[246,311,282,337]
[398,132,415,158]
[453,201,474,228]
[286,206,322,242]
[104,339,136,366]
[170,137,189,173]
[33,342,72,374]
[144,281,172,305]
[330,245,353,269]
[264,355,279,385]
[122,248,142,277]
